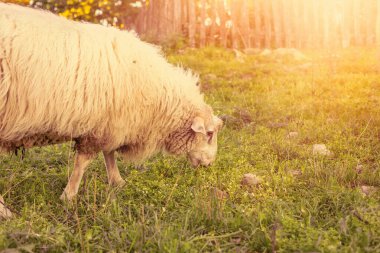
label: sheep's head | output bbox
[165,111,223,167]
[187,115,223,167]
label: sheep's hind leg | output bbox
[103,151,126,187]
[60,152,95,201]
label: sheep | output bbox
[0,3,223,212]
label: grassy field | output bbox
[0,47,379,252]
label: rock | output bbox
[241,173,262,187]
[312,144,332,156]
[0,195,13,219]
[211,187,229,200]
[260,48,272,56]
[359,185,377,196]
[287,131,299,139]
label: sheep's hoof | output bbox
[0,205,13,219]
[59,191,75,202]
[110,178,126,188]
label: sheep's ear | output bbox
[213,116,224,131]
[191,117,206,135]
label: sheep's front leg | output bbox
[60,152,95,201]
[0,195,13,219]
[103,151,126,187]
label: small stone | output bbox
[287,132,299,139]
[312,144,332,156]
[360,185,377,196]
[241,173,262,187]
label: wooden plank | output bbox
[272,0,283,48]
[199,0,206,47]
[253,0,262,48]
[188,0,196,47]
[263,0,272,48]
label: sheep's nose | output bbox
[190,158,201,167]
[201,160,212,167]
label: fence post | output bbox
[188,0,196,47]
[263,0,272,48]
[282,0,292,47]
[272,0,283,48]
[253,0,262,48]
[209,0,217,46]
[199,0,206,47]
[218,0,228,47]
[240,0,251,48]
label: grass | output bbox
[1,47,380,252]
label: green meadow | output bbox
[0,47,379,252]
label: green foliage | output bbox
[4,0,140,28]
[0,48,380,252]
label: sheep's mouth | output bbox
[187,154,212,167]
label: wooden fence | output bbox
[132,0,380,49]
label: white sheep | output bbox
[0,3,223,211]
